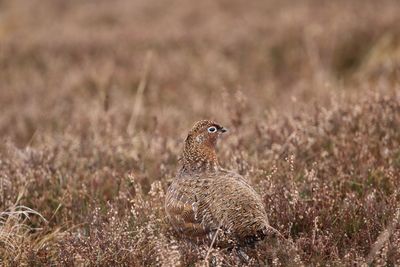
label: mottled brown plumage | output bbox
[165,120,269,247]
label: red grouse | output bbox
[165,120,269,247]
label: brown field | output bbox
[1,0,400,266]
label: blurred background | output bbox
[1,0,399,146]
[1,0,400,265]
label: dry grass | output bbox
[1,0,400,266]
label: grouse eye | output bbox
[207,126,217,133]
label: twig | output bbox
[127,51,153,135]
[48,203,63,223]
[26,128,38,148]
[205,226,222,267]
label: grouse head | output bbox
[181,120,227,173]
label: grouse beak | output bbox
[219,127,228,133]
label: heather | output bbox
[1,0,400,266]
